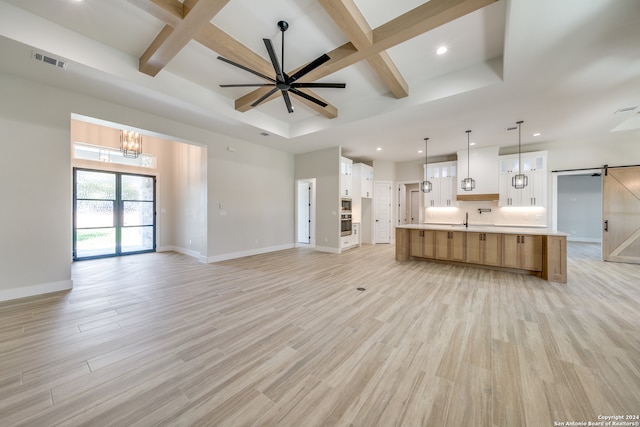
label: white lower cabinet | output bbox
[341,223,360,250]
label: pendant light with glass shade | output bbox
[421,137,432,193]
[512,120,528,189]
[461,130,475,191]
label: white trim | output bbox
[313,245,341,254]
[567,237,602,243]
[295,242,316,249]
[207,244,295,263]
[158,246,208,263]
[551,168,601,231]
[163,246,201,258]
[0,280,73,302]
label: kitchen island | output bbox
[396,224,568,283]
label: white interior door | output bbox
[374,181,392,244]
[410,190,420,224]
[297,181,311,244]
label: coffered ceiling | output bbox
[0,0,638,162]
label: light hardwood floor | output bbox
[1,243,639,426]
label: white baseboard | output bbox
[158,245,203,258]
[313,245,340,254]
[207,244,295,263]
[0,279,73,302]
[567,237,601,243]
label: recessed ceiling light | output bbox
[418,150,423,154]
[376,147,382,151]
[469,142,476,146]
[532,132,541,137]
[436,46,448,55]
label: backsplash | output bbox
[424,201,548,227]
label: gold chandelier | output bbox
[120,130,142,158]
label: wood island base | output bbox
[395,227,567,283]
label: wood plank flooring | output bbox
[1,242,639,426]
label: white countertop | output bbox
[396,223,568,236]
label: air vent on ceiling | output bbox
[505,126,518,131]
[614,106,637,114]
[32,51,67,70]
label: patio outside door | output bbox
[73,168,156,260]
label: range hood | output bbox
[456,146,500,199]
[456,193,500,201]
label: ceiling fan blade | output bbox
[290,88,328,108]
[292,82,346,89]
[288,54,330,83]
[219,84,275,87]
[217,56,276,83]
[263,38,285,82]
[282,90,294,113]
[251,87,279,107]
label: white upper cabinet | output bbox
[499,151,547,207]
[340,156,353,198]
[353,163,373,199]
[424,161,457,207]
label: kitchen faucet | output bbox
[463,211,469,229]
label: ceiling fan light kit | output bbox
[217,21,346,114]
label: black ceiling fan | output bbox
[217,20,346,114]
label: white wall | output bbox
[0,70,295,300]
[172,142,207,259]
[207,140,294,261]
[0,76,72,300]
[295,147,340,253]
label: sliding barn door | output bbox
[603,166,640,263]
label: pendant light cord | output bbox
[466,130,471,179]
[424,137,429,167]
[517,120,523,174]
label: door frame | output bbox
[551,168,602,233]
[295,178,316,248]
[396,181,421,226]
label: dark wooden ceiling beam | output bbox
[318,0,409,99]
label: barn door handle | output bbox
[604,220,608,232]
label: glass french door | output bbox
[73,168,156,260]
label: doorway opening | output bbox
[73,168,156,260]
[553,170,602,244]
